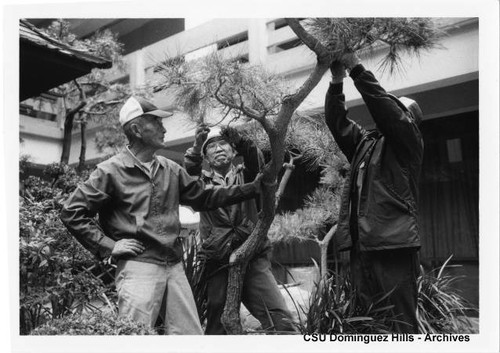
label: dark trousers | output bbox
[205,253,296,335]
[350,245,420,333]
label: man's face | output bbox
[137,115,167,149]
[205,139,236,169]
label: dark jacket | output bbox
[184,135,270,262]
[60,149,259,264]
[325,64,424,252]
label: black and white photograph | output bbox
[2,1,499,352]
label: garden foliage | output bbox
[19,159,114,335]
[290,259,476,334]
[31,312,157,335]
[296,269,396,334]
[416,256,476,333]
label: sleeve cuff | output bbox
[328,82,343,95]
[97,237,116,259]
[241,181,259,197]
[185,147,202,157]
[349,64,365,80]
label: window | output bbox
[20,95,59,122]
[217,33,248,50]
[446,138,463,163]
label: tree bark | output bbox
[317,224,337,292]
[221,128,282,334]
[77,117,87,172]
[319,224,336,279]
[60,101,86,164]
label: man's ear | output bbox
[130,122,142,139]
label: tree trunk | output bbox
[60,101,86,164]
[274,157,296,209]
[221,128,284,334]
[319,224,337,279]
[220,18,333,334]
[317,224,337,292]
[60,113,75,165]
[77,118,87,173]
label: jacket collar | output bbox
[121,148,137,168]
[121,147,167,169]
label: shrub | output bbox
[416,256,477,333]
[295,268,396,334]
[31,311,157,335]
[19,160,110,334]
[290,257,477,334]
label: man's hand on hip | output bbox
[111,239,145,258]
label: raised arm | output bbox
[220,126,264,182]
[184,124,210,176]
[324,61,365,162]
[343,54,423,163]
[177,164,261,212]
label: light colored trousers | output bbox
[115,260,203,335]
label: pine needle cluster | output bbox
[237,114,349,171]
[304,18,443,73]
[267,183,342,244]
[154,52,288,125]
[232,114,348,244]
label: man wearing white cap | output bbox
[325,53,424,333]
[61,96,263,334]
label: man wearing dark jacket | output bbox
[184,125,295,334]
[60,97,263,334]
[325,54,424,333]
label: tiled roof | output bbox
[20,19,111,68]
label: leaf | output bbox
[344,316,373,323]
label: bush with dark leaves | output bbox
[31,311,157,335]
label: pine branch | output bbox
[286,18,331,61]
[282,19,332,115]
[213,76,266,122]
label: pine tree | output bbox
[154,17,442,334]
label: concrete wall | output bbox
[20,114,111,165]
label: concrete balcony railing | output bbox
[126,17,478,91]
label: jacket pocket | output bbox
[383,181,415,215]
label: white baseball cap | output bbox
[119,96,173,126]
